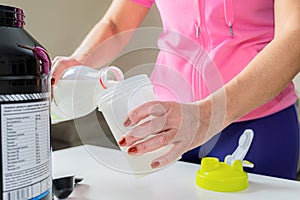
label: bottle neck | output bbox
[0,5,25,28]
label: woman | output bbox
[52,0,300,179]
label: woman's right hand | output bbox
[51,56,82,85]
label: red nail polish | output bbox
[118,137,126,146]
[51,78,55,85]
[151,161,160,168]
[123,118,131,127]
[128,147,137,154]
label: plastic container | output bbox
[51,65,124,123]
[0,4,52,200]
[196,129,255,192]
[196,157,249,192]
[97,74,174,174]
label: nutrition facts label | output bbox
[1,100,51,200]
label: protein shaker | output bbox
[97,74,175,174]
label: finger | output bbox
[52,56,66,66]
[51,63,69,85]
[124,101,169,127]
[151,141,189,169]
[51,57,82,85]
[130,115,168,138]
[127,130,176,155]
[119,116,168,146]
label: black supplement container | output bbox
[0,4,52,200]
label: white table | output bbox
[52,145,300,200]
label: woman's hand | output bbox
[51,56,82,85]
[118,100,218,169]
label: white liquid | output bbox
[52,79,100,122]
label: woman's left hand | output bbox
[118,100,215,169]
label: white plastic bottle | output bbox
[51,65,124,124]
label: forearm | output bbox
[71,0,149,68]
[192,30,300,146]
[223,0,300,126]
[211,30,300,128]
[71,20,129,68]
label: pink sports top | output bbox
[131,0,297,121]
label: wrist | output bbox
[70,51,89,65]
[200,90,230,133]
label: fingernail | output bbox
[123,118,132,127]
[51,78,55,85]
[118,137,126,146]
[128,147,137,154]
[151,161,160,169]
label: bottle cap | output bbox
[196,157,248,192]
[196,129,255,192]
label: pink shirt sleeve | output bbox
[131,0,154,8]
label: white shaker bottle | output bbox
[51,65,124,123]
[97,74,174,174]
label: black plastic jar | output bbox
[0,4,52,200]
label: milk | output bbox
[51,66,123,124]
[51,79,100,122]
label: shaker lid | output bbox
[196,129,255,192]
[196,157,249,192]
[96,74,150,110]
[0,4,24,28]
